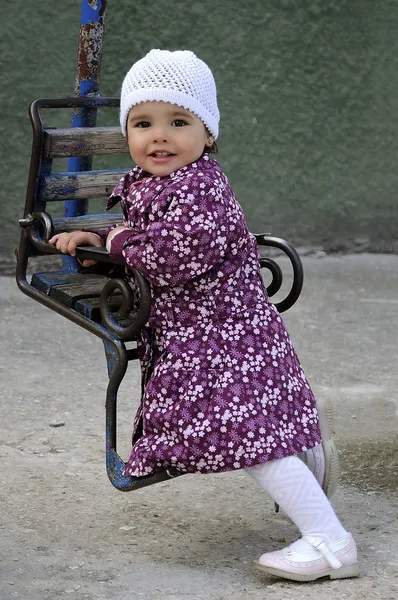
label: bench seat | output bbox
[31,271,122,322]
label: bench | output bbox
[16,96,304,492]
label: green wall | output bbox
[2,0,398,263]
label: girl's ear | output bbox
[203,129,218,154]
[204,139,218,154]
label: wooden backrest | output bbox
[42,127,129,203]
[42,127,128,202]
[30,98,128,233]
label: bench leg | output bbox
[102,339,178,491]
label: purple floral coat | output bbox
[99,154,321,477]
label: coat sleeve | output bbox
[109,177,229,287]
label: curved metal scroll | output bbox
[19,211,56,253]
[19,209,151,340]
[100,273,151,340]
[255,234,304,313]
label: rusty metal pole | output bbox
[74,0,108,98]
[64,0,108,270]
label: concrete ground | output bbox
[1,253,397,600]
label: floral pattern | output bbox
[103,154,321,477]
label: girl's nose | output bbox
[152,128,168,143]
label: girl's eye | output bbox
[135,121,151,128]
[172,119,187,127]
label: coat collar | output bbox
[106,153,215,210]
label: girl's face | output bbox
[126,101,211,177]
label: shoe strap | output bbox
[304,536,342,569]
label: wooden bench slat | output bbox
[31,272,111,295]
[43,169,128,200]
[54,214,123,232]
[43,127,129,158]
[51,281,113,308]
[31,271,123,321]
[75,295,123,322]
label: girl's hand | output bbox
[48,231,103,267]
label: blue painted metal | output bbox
[64,0,108,270]
[80,0,105,27]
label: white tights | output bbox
[246,455,348,549]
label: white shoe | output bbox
[258,533,360,582]
[299,396,340,498]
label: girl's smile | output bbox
[148,150,176,164]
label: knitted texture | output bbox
[120,49,219,138]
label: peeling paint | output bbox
[76,22,104,85]
[74,0,107,95]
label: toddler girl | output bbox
[50,49,359,582]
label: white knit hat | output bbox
[119,49,220,139]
